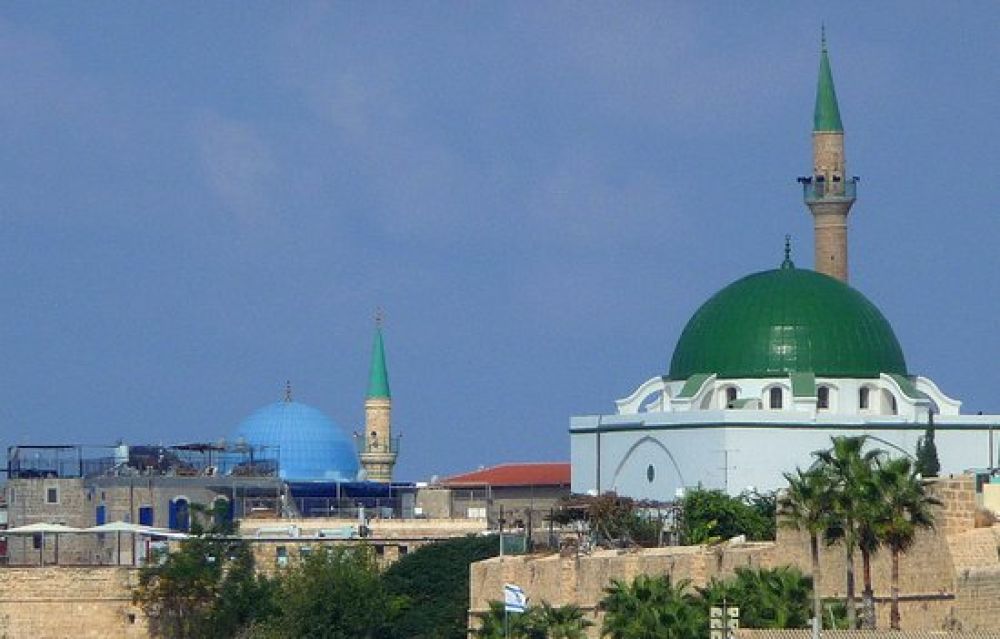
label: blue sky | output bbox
[1,3,998,481]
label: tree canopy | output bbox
[381,535,499,639]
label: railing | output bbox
[800,176,858,203]
[355,435,401,456]
[293,497,405,520]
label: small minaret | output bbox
[358,311,397,483]
[800,30,858,282]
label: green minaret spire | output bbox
[366,312,391,399]
[813,28,844,132]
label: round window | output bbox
[646,464,655,483]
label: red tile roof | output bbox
[441,462,571,488]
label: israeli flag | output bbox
[503,583,527,613]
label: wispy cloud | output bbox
[195,113,276,226]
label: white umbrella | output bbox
[5,522,83,534]
[86,521,149,533]
[5,522,83,565]
[88,521,150,565]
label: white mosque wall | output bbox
[571,415,997,500]
[617,374,964,421]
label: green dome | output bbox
[668,266,907,380]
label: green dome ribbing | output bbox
[668,267,907,380]
[814,39,844,132]
[367,327,391,399]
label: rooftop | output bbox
[441,462,571,487]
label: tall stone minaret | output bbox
[801,31,858,282]
[359,313,397,483]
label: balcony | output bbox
[354,433,401,456]
[799,176,858,203]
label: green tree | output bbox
[874,457,939,630]
[381,535,499,639]
[134,503,274,638]
[680,489,775,544]
[599,574,705,639]
[731,566,811,628]
[915,424,941,478]
[813,435,883,628]
[471,601,533,639]
[779,467,831,627]
[526,602,594,639]
[252,545,406,639]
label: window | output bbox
[138,506,154,527]
[817,386,830,410]
[32,533,42,550]
[45,487,59,504]
[726,387,738,408]
[859,387,870,410]
[888,393,898,415]
[169,498,191,532]
[769,387,783,410]
[646,464,656,483]
[276,546,288,568]
[212,497,232,528]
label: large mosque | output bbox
[232,320,399,483]
[570,38,999,500]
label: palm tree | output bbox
[473,600,532,639]
[699,566,811,629]
[779,467,830,628]
[527,602,593,639]
[599,574,705,639]
[855,461,891,630]
[813,435,883,628]
[735,566,812,629]
[874,456,939,630]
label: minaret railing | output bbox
[799,176,858,203]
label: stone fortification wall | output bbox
[470,476,999,637]
[0,567,146,638]
[932,475,980,537]
[953,565,1000,631]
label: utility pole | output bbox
[717,448,739,494]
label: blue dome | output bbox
[233,401,359,481]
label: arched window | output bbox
[859,387,870,410]
[817,386,830,410]
[887,392,898,415]
[169,497,190,532]
[212,496,233,528]
[726,387,738,408]
[769,387,783,410]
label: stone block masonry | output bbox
[0,567,147,638]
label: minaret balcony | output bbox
[355,434,401,456]
[799,176,858,203]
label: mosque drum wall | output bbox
[571,419,993,498]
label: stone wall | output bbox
[0,567,146,638]
[470,479,1000,639]
[952,565,1000,631]
[932,475,980,537]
